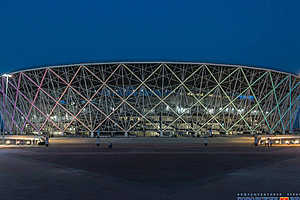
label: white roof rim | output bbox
[3,61,300,78]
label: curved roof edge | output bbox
[3,61,300,78]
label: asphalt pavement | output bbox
[0,137,300,200]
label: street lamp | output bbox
[2,74,12,140]
[2,74,12,97]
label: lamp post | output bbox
[2,74,12,141]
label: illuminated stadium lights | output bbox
[207,108,214,114]
[2,74,12,78]
[176,106,190,114]
[0,62,299,136]
[251,110,259,115]
[166,105,170,111]
[237,109,245,114]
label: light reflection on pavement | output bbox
[0,137,300,200]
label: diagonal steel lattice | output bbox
[0,62,299,136]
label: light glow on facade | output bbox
[0,62,299,136]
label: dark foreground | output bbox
[1,138,300,200]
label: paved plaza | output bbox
[1,137,300,200]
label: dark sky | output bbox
[0,0,300,75]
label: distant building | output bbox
[0,62,299,136]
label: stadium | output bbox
[0,62,299,137]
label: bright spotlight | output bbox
[2,74,12,78]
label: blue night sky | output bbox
[0,0,300,75]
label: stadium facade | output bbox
[0,62,299,136]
